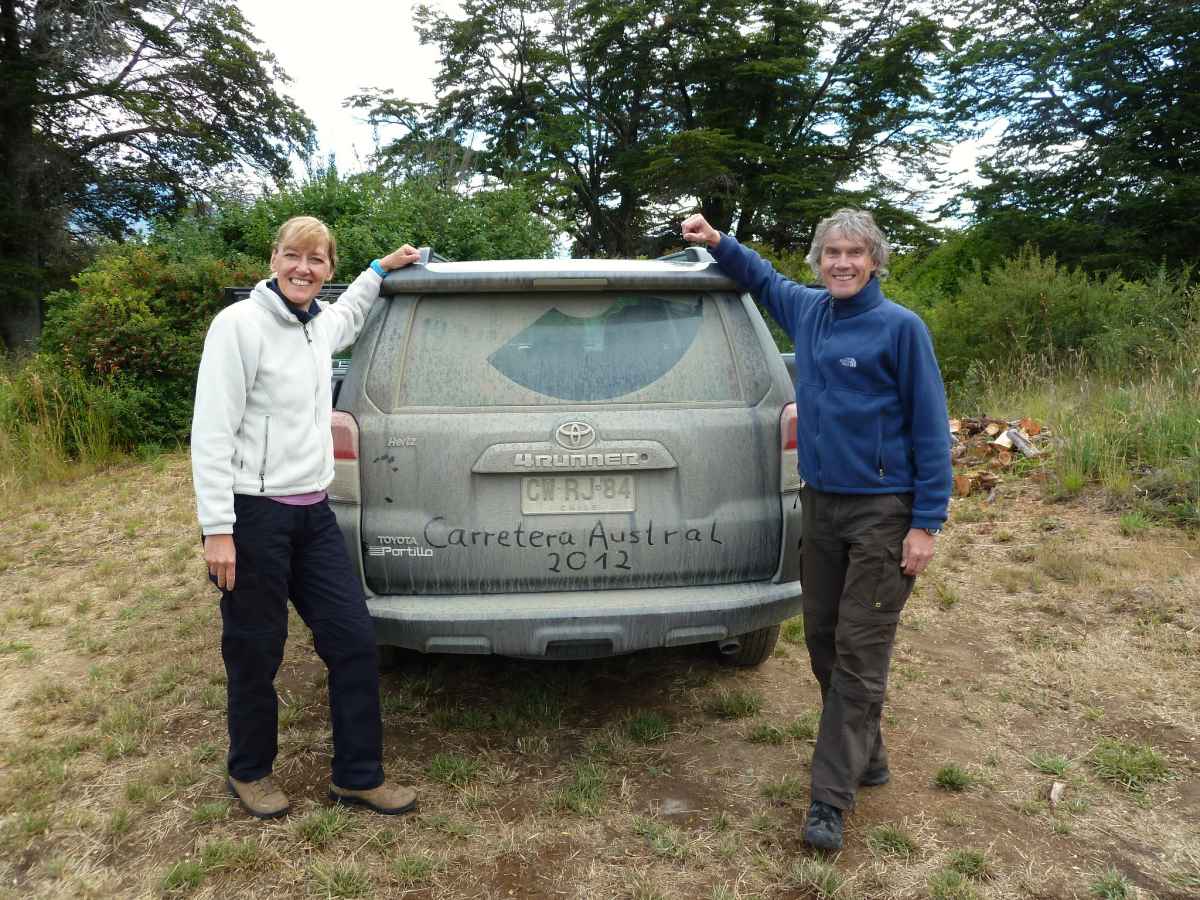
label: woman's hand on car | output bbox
[379,245,421,271]
[681,214,721,249]
[204,534,237,591]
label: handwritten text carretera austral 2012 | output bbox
[420,517,723,573]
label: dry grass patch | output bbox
[0,457,1197,898]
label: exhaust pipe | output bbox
[717,639,742,656]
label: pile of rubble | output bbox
[949,416,1050,497]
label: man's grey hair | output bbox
[805,208,890,279]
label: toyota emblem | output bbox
[555,422,596,450]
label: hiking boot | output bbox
[860,767,891,787]
[803,800,844,851]
[227,775,289,819]
[329,780,417,815]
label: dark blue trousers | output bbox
[219,494,384,790]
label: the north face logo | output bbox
[839,357,857,368]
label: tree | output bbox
[208,164,556,270]
[0,0,315,350]
[940,0,1200,275]
[353,0,946,258]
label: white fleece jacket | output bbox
[190,268,383,535]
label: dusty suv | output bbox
[329,248,802,666]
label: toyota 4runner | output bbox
[329,247,802,666]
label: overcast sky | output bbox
[237,0,457,173]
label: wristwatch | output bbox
[922,527,942,536]
[370,259,388,276]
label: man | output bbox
[682,209,952,851]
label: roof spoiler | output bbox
[656,246,716,264]
[417,246,450,265]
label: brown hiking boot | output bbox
[227,775,289,819]
[329,780,417,815]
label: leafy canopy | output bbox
[353,0,947,257]
[939,0,1200,275]
[0,0,314,347]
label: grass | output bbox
[746,723,786,745]
[633,817,690,860]
[784,858,844,896]
[1089,867,1134,899]
[0,357,122,495]
[309,860,373,898]
[929,868,980,900]
[934,581,961,609]
[934,764,975,792]
[866,823,918,857]
[1118,511,1153,536]
[780,614,805,644]
[190,800,230,824]
[761,775,806,801]
[1,433,1198,899]
[625,710,671,744]
[160,859,205,892]
[1027,751,1071,777]
[703,688,763,719]
[390,853,441,887]
[549,759,607,816]
[294,808,353,848]
[1087,738,1170,790]
[199,838,260,872]
[786,712,821,740]
[426,751,483,787]
[946,849,991,880]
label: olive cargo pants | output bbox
[801,486,916,812]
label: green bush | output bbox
[926,246,1198,385]
[40,244,264,446]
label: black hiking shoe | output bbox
[803,800,844,851]
[860,767,891,787]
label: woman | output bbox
[191,216,420,819]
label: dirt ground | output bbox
[0,453,1197,899]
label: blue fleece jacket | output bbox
[713,234,952,530]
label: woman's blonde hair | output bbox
[272,216,337,273]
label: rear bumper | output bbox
[365,581,802,658]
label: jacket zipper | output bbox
[876,413,885,479]
[259,415,271,492]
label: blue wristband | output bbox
[370,259,387,277]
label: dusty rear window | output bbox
[381,292,741,407]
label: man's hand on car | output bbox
[681,214,721,249]
[204,534,237,591]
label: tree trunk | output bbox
[0,4,49,351]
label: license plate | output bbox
[521,474,636,515]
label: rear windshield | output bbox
[379,292,741,407]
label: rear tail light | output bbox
[330,411,360,502]
[780,402,801,492]
[332,410,358,460]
